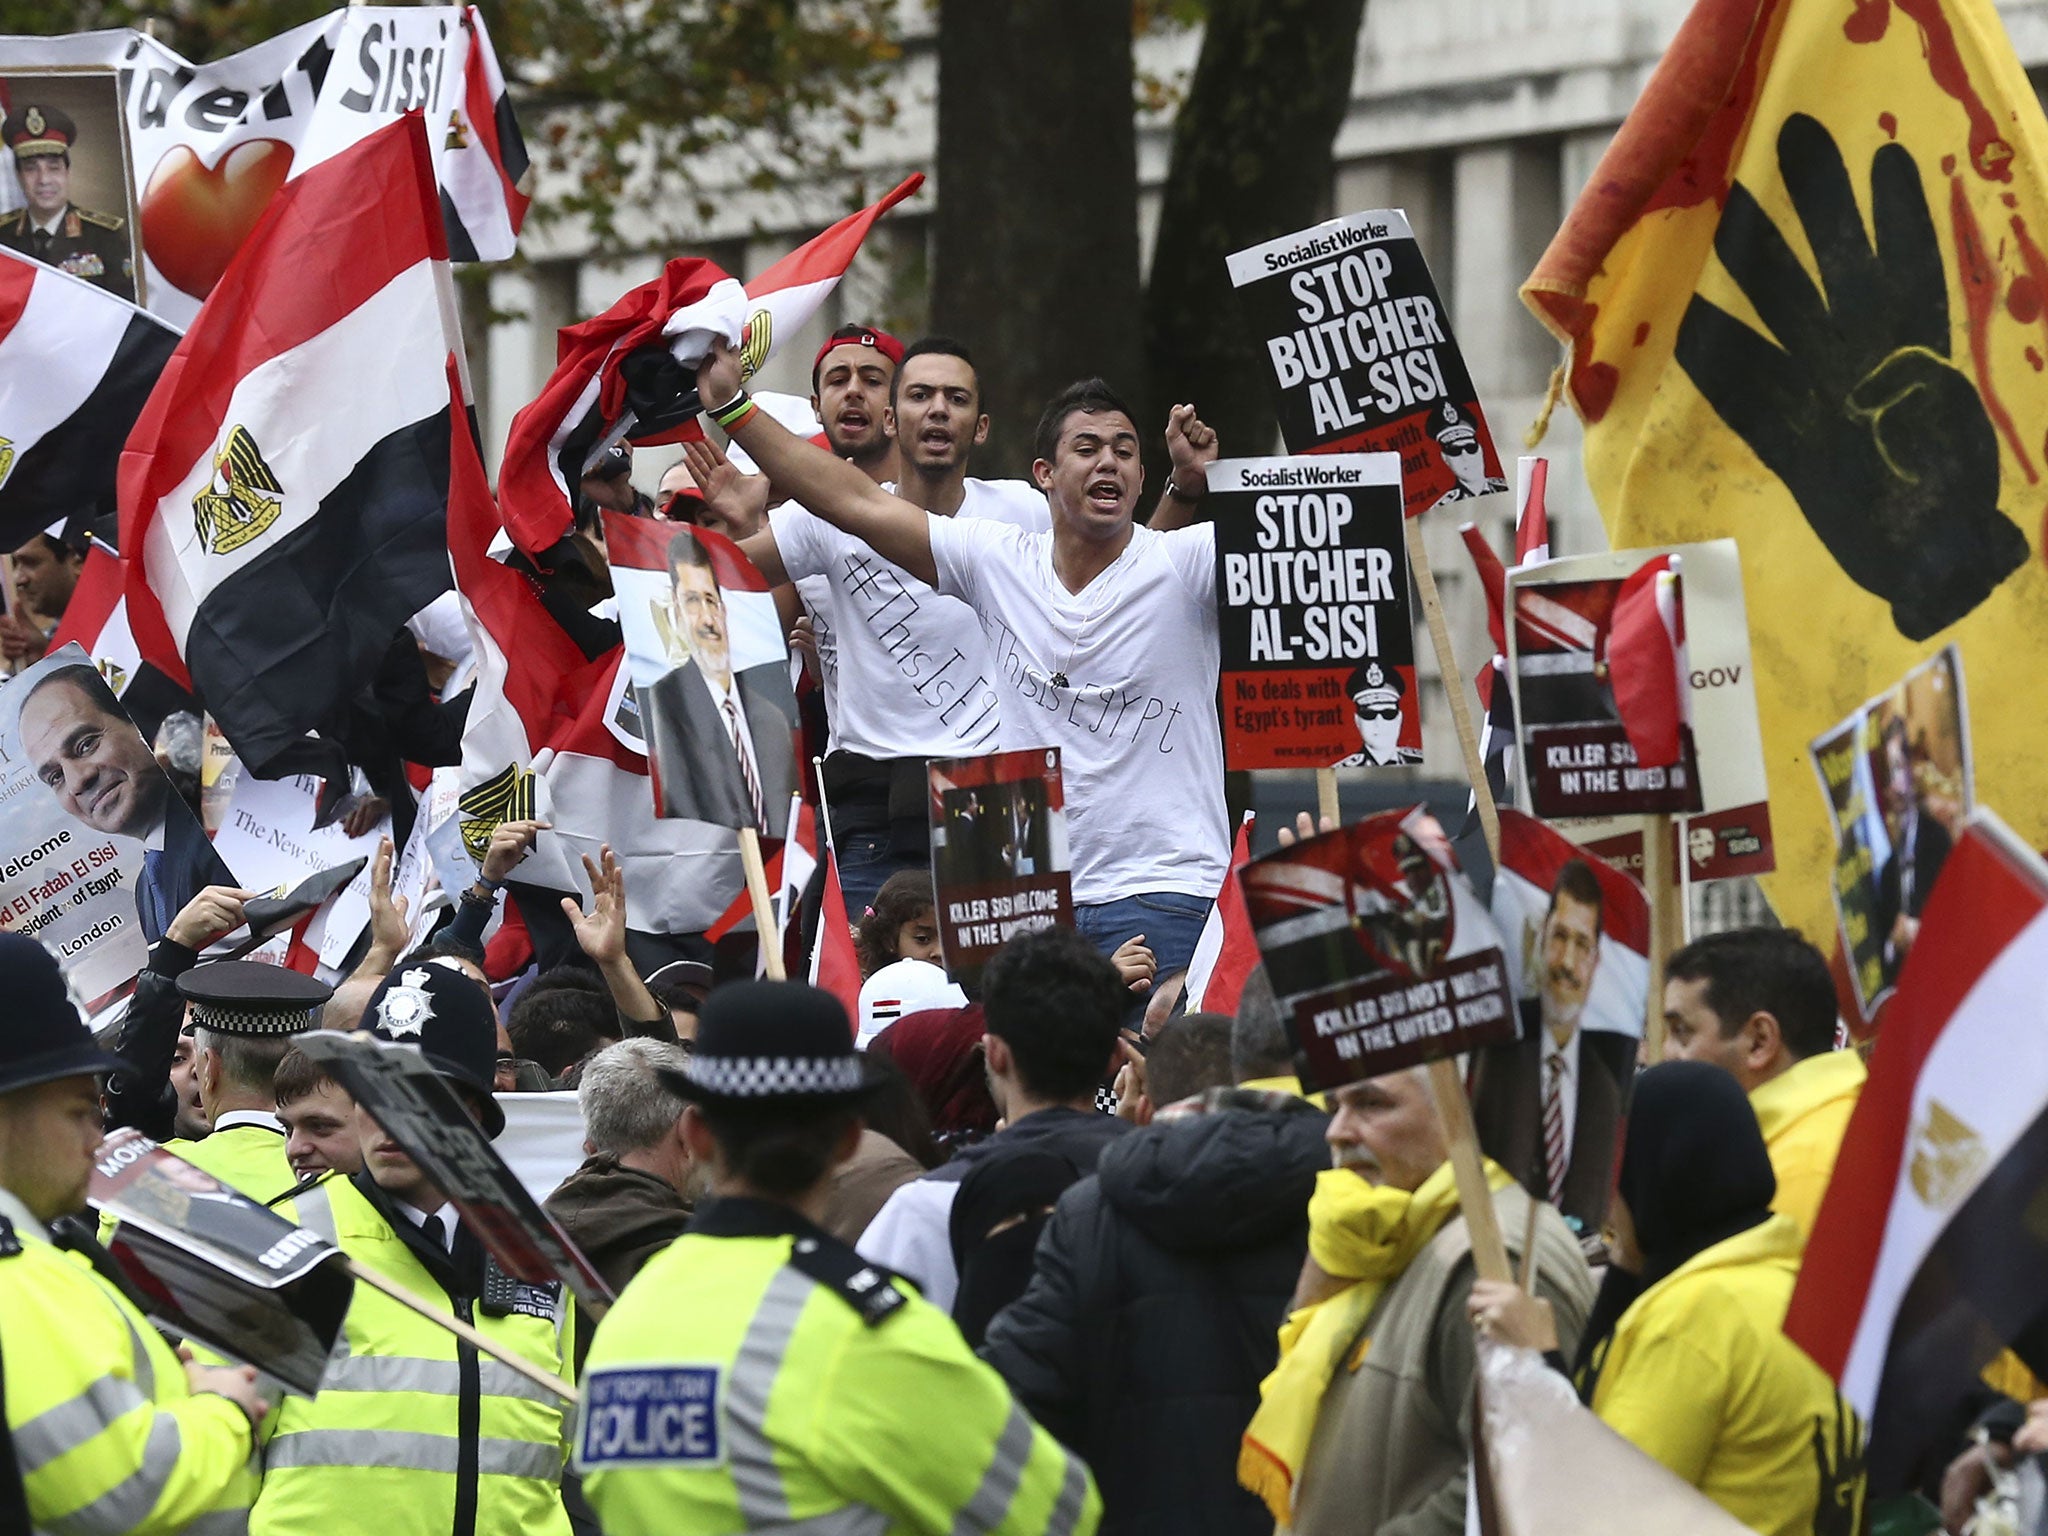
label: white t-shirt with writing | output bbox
[928,518,1229,905]
[770,478,1050,760]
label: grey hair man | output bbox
[544,1037,699,1356]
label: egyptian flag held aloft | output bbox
[1183,813,1258,1015]
[117,113,461,781]
[0,247,179,547]
[1786,810,2048,1493]
[495,173,924,558]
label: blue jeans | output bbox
[835,832,929,919]
[1073,889,1216,991]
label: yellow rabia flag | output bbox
[1522,0,2048,947]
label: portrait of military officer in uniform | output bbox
[0,103,135,301]
[1335,660,1422,766]
[1427,399,1505,508]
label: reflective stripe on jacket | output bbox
[249,1175,573,1536]
[1,1200,257,1535]
[580,1196,1099,1536]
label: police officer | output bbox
[578,979,1099,1536]
[250,960,575,1536]
[0,105,134,300]
[0,931,267,1532]
[168,962,334,1206]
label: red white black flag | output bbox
[117,113,461,781]
[1786,810,2048,1493]
[0,248,178,546]
[495,174,923,557]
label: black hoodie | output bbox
[980,1096,1330,1536]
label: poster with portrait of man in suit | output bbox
[0,643,237,1012]
[1239,805,1517,1093]
[1470,808,1649,1241]
[606,513,799,834]
[1810,645,1970,1021]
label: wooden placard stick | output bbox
[1639,813,1684,1061]
[1315,767,1341,830]
[1403,517,1501,865]
[737,825,786,981]
[1425,1057,1513,1284]
[343,1259,577,1403]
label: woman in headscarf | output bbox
[1469,1060,1867,1536]
[865,1003,999,1153]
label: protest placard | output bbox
[1209,452,1418,771]
[1811,647,1970,1020]
[1507,558,1704,820]
[1240,806,1516,1092]
[927,748,1072,992]
[0,643,235,1009]
[90,1129,353,1394]
[210,769,392,967]
[297,1029,614,1311]
[604,511,799,834]
[1469,808,1646,1234]
[1227,209,1504,516]
[0,7,525,323]
[1514,541,1775,884]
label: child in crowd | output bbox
[856,871,944,978]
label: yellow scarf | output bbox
[1238,1157,1511,1523]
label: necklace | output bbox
[1047,544,1130,690]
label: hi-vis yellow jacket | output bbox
[1749,1050,1866,1240]
[1592,1214,1865,1536]
[249,1173,574,1536]
[163,1118,299,1209]
[0,1189,258,1534]
[579,1197,1099,1536]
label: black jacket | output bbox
[980,1097,1330,1536]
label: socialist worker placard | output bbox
[1208,453,1417,772]
[1228,208,1505,515]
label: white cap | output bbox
[856,958,966,1049]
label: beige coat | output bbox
[1288,1181,1596,1536]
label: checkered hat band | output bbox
[189,1002,317,1037]
[685,1053,863,1097]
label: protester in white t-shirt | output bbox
[697,338,1226,980]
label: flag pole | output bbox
[737,827,786,981]
[1425,1058,1513,1283]
[1315,767,1341,830]
[1639,813,1684,1061]
[1405,516,1502,864]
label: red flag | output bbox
[1515,455,1552,565]
[811,847,863,1028]
[1605,554,1686,769]
[1184,813,1257,1014]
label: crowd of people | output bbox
[0,304,2025,1536]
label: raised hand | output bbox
[1675,113,2027,640]
[561,845,629,967]
[1163,403,1218,494]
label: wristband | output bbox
[1165,478,1202,501]
[709,388,756,429]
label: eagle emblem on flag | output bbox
[193,425,284,555]
[457,762,536,861]
[1908,1099,1987,1210]
[0,436,15,484]
[738,307,772,378]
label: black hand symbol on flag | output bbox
[1675,113,2028,641]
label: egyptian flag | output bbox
[1786,810,2048,1495]
[117,113,459,782]
[1184,813,1258,1013]
[810,848,862,1026]
[1604,554,1688,770]
[0,248,179,547]
[1462,455,1554,820]
[1486,807,1650,1039]
[439,5,532,264]
[495,173,924,557]
[450,380,750,958]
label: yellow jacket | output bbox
[1591,1214,1865,1536]
[1750,1050,1866,1238]
[1,1188,258,1534]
